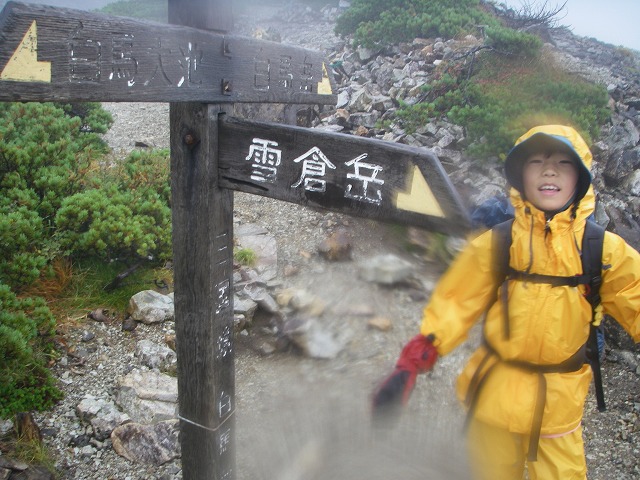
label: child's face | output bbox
[522,151,579,212]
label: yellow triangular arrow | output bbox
[395,165,445,217]
[317,62,333,95]
[1,21,51,83]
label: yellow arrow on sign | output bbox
[317,63,333,95]
[1,20,51,83]
[395,165,445,217]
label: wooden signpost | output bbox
[218,116,469,235]
[0,1,471,478]
[0,1,334,103]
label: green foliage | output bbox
[55,149,172,263]
[9,433,56,475]
[100,0,168,22]
[0,101,172,289]
[0,102,111,289]
[62,103,113,135]
[234,247,257,267]
[398,56,610,159]
[335,0,498,48]
[55,258,169,314]
[0,283,62,419]
[0,103,172,424]
[484,25,542,57]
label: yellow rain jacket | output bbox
[420,125,640,439]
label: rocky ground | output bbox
[3,2,640,479]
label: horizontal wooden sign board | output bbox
[0,1,337,104]
[218,116,471,235]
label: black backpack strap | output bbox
[492,219,514,284]
[582,219,605,309]
[491,219,514,339]
[582,219,606,411]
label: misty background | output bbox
[1,0,638,51]
[501,0,640,51]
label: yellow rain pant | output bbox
[466,418,587,480]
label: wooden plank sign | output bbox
[0,1,337,104]
[218,116,471,235]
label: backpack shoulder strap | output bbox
[582,219,605,307]
[491,218,514,286]
[490,219,514,337]
[582,218,606,412]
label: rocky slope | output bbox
[2,2,640,479]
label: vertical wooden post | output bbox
[169,1,235,478]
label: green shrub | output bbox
[234,247,257,267]
[0,283,62,419]
[55,149,172,263]
[484,25,542,57]
[100,0,168,22]
[335,0,498,47]
[398,56,610,159]
[0,102,111,290]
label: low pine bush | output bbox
[0,283,62,418]
[335,0,511,48]
[55,149,172,263]
[398,55,610,159]
[0,102,111,290]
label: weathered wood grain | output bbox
[171,103,236,480]
[0,1,337,104]
[218,115,471,235]
[169,2,236,479]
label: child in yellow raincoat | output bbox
[373,125,640,479]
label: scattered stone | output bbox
[616,350,639,372]
[282,316,351,359]
[358,254,415,285]
[242,283,280,314]
[111,420,180,465]
[0,418,13,436]
[88,308,110,322]
[278,288,326,316]
[164,334,176,352]
[121,317,137,332]
[81,330,95,342]
[129,290,174,324]
[0,457,28,472]
[317,228,352,261]
[76,396,131,441]
[283,264,300,277]
[135,339,177,371]
[235,223,279,281]
[367,316,393,331]
[115,370,178,424]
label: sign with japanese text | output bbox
[218,116,470,235]
[0,1,336,104]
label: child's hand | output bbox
[371,335,438,422]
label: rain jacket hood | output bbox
[505,125,593,208]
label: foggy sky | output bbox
[0,0,113,9]
[500,0,640,51]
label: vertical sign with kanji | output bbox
[168,1,235,478]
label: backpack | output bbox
[491,218,606,411]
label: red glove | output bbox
[371,334,438,419]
